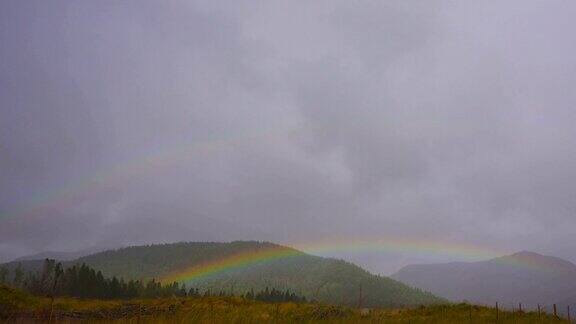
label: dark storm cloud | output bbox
[1,0,575,274]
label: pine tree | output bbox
[0,266,8,284]
[13,263,24,288]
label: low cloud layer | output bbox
[1,1,576,274]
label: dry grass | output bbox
[1,285,570,323]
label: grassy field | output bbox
[1,285,569,323]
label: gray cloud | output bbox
[1,0,576,274]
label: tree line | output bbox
[0,259,186,299]
[0,259,305,303]
[245,286,307,303]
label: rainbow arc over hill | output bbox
[161,245,301,284]
[160,239,550,284]
[0,127,291,222]
[0,125,556,284]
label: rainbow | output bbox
[0,125,555,282]
[161,245,302,284]
[292,238,501,261]
[160,239,551,285]
[0,126,290,223]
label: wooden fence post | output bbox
[568,305,571,323]
[275,303,280,321]
[495,302,499,323]
[519,303,522,312]
[210,302,215,324]
[553,304,557,318]
[537,304,541,320]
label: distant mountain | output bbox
[13,247,106,262]
[0,259,46,281]
[392,251,576,314]
[1,246,108,281]
[60,241,443,308]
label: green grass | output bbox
[0,285,570,323]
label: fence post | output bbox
[210,302,215,324]
[276,303,280,321]
[568,305,571,323]
[537,304,541,320]
[495,302,499,323]
[519,303,522,313]
[553,304,557,318]
[469,304,472,322]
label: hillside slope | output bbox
[70,241,442,308]
[392,251,576,313]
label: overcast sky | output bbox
[1,1,576,274]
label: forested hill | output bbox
[64,241,442,308]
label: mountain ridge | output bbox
[12,246,108,262]
[392,251,576,313]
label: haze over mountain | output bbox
[13,246,107,262]
[392,251,576,314]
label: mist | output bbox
[2,0,576,274]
